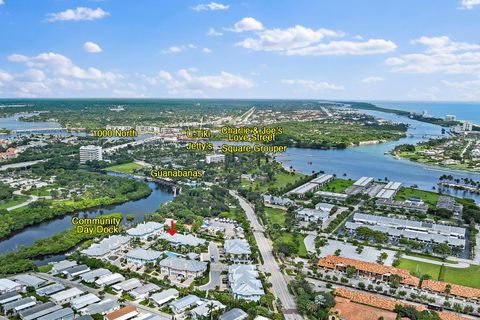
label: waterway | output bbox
[0,173,173,259]
[277,108,480,202]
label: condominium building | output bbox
[79,145,103,164]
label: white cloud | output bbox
[7,52,120,81]
[46,7,109,22]
[282,79,344,91]
[146,69,253,95]
[0,1,4,6]
[460,0,480,9]
[230,17,263,32]
[84,41,102,53]
[362,76,385,83]
[191,2,229,11]
[0,70,13,82]
[386,36,480,74]
[161,44,199,54]
[202,48,212,53]
[234,20,396,56]
[207,27,223,36]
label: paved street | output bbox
[198,242,226,291]
[230,190,303,320]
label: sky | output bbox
[0,0,479,101]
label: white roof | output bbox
[160,233,206,247]
[82,235,130,257]
[51,288,83,302]
[126,248,162,261]
[71,293,100,310]
[225,239,251,255]
[13,274,45,287]
[0,279,21,292]
[150,289,179,305]
[353,177,373,187]
[95,273,125,286]
[127,222,163,237]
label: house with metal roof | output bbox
[169,295,201,314]
[18,302,61,320]
[0,279,22,293]
[37,307,74,320]
[81,235,130,257]
[36,283,65,297]
[112,278,142,293]
[228,265,264,302]
[3,297,37,315]
[13,274,46,288]
[159,257,207,279]
[125,248,162,266]
[80,299,119,316]
[190,300,225,319]
[0,291,21,305]
[219,308,248,320]
[70,293,100,310]
[127,222,163,239]
[79,268,112,283]
[50,288,84,305]
[95,273,125,287]
[62,265,91,279]
[159,233,206,247]
[149,289,179,307]
[129,284,160,301]
[224,239,251,263]
[51,260,77,275]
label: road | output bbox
[6,191,38,211]
[230,190,303,320]
[35,273,172,320]
[198,242,226,291]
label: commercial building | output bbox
[70,293,100,310]
[105,305,138,320]
[36,283,65,297]
[159,233,206,247]
[79,145,103,164]
[127,222,163,239]
[169,295,201,314]
[50,288,84,305]
[346,212,466,247]
[129,284,160,301]
[318,256,420,287]
[82,235,130,258]
[126,249,162,266]
[159,257,208,279]
[18,302,62,320]
[95,273,125,287]
[286,174,334,197]
[206,154,225,164]
[219,308,248,320]
[13,274,46,288]
[375,198,428,213]
[149,289,179,307]
[224,239,251,263]
[112,279,142,293]
[228,265,264,301]
[421,279,480,301]
[314,190,348,201]
[37,308,74,320]
[375,181,402,200]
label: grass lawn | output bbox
[37,264,53,273]
[0,195,29,210]
[106,162,144,174]
[281,233,308,258]
[265,207,286,226]
[243,169,304,192]
[219,209,238,220]
[319,178,354,193]
[398,258,480,288]
[395,187,439,208]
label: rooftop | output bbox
[159,256,207,272]
[105,305,137,320]
[126,248,162,261]
[225,239,251,255]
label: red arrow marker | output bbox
[168,220,177,236]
